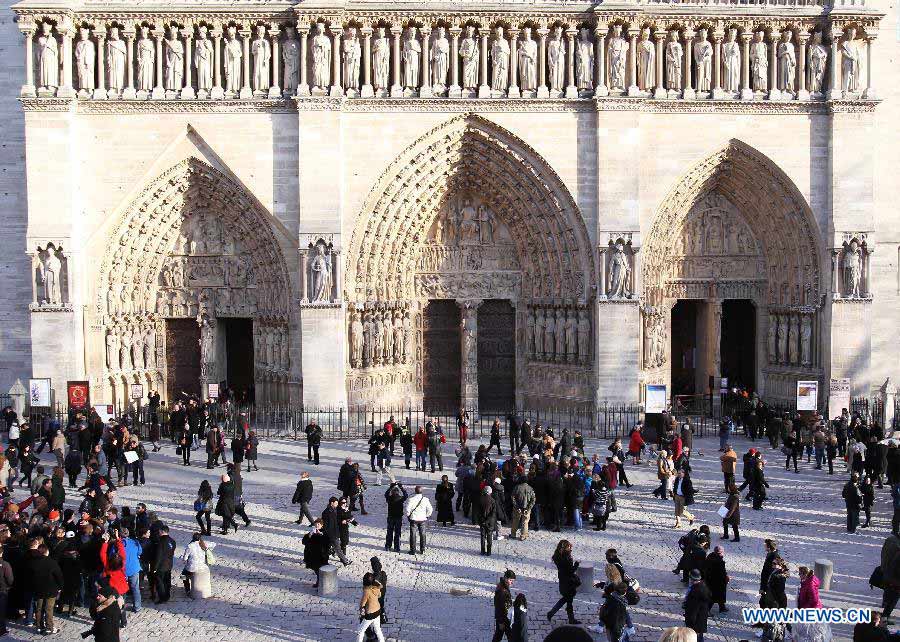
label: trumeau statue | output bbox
[224,27,242,94]
[38,247,62,305]
[372,27,390,92]
[808,32,827,94]
[490,27,509,92]
[137,26,155,92]
[432,27,450,90]
[460,26,479,91]
[575,27,593,91]
[665,31,682,91]
[751,31,768,92]
[37,22,59,90]
[722,28,740,93]
[282,26,300,94]
[777,31,796,94]
[107,27,127,93]
[75,28,95,94]
[343,27,361,92]
[312,23,331,89]
[841,27,860,94]
[252,25,271,92]
[164,25,184,92]
[693,29,713,92]
[518,27,538,92]
[402,28,420,90]
[843,240,862,297]
[607,242,630,299]
[195,25,214,94]
[608,24,627,91]
[310,244,333,302]
[547,27,565,93]
[637,28,655,91]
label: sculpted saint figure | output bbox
[145,326,157,368]
[534,308,545,357]
[577,309,591,363]
[490,27,509,92]
[383,309,394,363]
[554,309,566,362]
[840,27,860,94]
[137,26,155,92]
[808,32,827,94]
[107,27,127,93]
[252,25,271,92]
[722,28,740,93]
[106,331,119,370]
[362,313,373,365]
[518,27,538,92]
[120,332,132,371]
[607,242,631,299]
[525,310,535,356]
[164,25,184,92]
[544,308,556,360]
[393,312,404,362]
[459,26,479,90]
[750,31,768,92]
[132,330,145,370]
[564,311,577,363]
[458,199,480,243]
[777,315,788,364]
[788,317,799,365]
[402,28,420,90]
[575,28,594,91]
[310,244,333,302]
[843,240,862,297]
[547,27,566,92]
[39,248,62,305]
[372,27,390,92]
[37,22,59,90]
[665,30,682,91]
[75,28,95,93]
[693,29,713,92]
[637,28,655,91]
[311,23,331,89]
[432,27,450,89]
[195,26,214,93]
[608,25,628,90]
[282,26,300,94]
[777,30,796,94]
[343,27,361,91]
[224,27,243,94]
[373,312,384,364]
[767,314,778,362]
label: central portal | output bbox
[477,299,516,412]
[222,318,255,402]
[422,300,461,412]
[165,319,201,402]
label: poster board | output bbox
[828,378,851,420]
[123,450,139,464]
[208,383,220,400]
[796,380,819,412]
[646,385,667,414]
[66,381,90,409]
[28,378,51,407]
[130,384,144,401]
[95,405,115,423]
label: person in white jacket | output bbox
[181,532,216,598]
[403,485,433,555]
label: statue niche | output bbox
[838,236,869,299]
[33,243,68,307]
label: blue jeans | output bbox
[80,572,97,607]
[573,508,582,531]
[415,451,427,470]
[815,447,825,468]
[127,572,141,612]
[23,591,34,625]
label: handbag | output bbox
[205,548,216,566]
[870,565,884,589]
[193,499,207,512]
[176,446,183,456]
[780,446,791,456]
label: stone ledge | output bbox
[29,303,74,312]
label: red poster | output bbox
[66,381,90,409]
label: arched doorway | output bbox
[92,158,294,407]
[346,115,596,410]
[642,140,823,404]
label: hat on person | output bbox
[48,510,60,521]
[689,569,702,581]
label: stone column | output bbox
[626,26,639,96]
[239,29,253,98]
[20,24,36,97]
[653,30,666,98]
[631,245,642,298]
[458,299,482,412]
[123,26,136,99]
[181,26,195,99]
[536,27,549,98]
[594,25,608,96]
[211,26,224,99]
[712,31,725,99]
[768,29,782,100]
[507,27,520,98]
[420,24,433,98]
[269,26,281,98]
[597,246,608,299]
[152,29,165,98]
[740,30,753,100]
[828,29,842,100]
[565,28,578,98]
[332,251,343,303]
[478,27,490,98]
[682,29,695,99]
[864,33,876,99]
[329,26,342,97]
[93,29,107,99]
[390,26,402,97]
[57,25,75,98]
[297,25,310,96]
[831,248,841,297]
[797,33,809,100]
[299,250,309,303]
[361,26,374,97]
[448,26,461,97]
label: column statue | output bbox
[132,329,145,370]
[311,23,331,90]
[383,308,395,364]
[800,315,812,367]
[310,244,333,302]
[459,25,479,91]
[575,27,594,91]
[75,28,95,95]
[106,27,127,93]
[750,31,768,92]
[607,24,627,91]
[195,25,214,95]
[637,27,655,91]
[393,311,404,363]
[607,242,631,299]
[547,26,565,93]
[776,314,788,364]
[145,326,157,368]
[840,27,860,94]
[693,28,713,92]
[373,310,384,364]
[402,27,420,90]
[343,27,361,93]
[137,26,154,93]
[788,316,799,365]
[534,308,545,357]
[577,309,591,364]
[518,27,538,92]
[431,27,450,91]
[362,313,373,366]
[722,28,740,93]
[543,308,556,361]
[808,32,827,95]
[224,27,242,95]
[665,30,682,91]
[37,22,59,90]
[842,240,862,298]
[251,24,271,93]
[164,25,184,92]
[372,27,390,93]
[120,332,132,370]
[525,308,535,357]
[777,30,796,94]
[106,330,120,370]
[554,309,566,362]
[564,310,577,363]
[282,26,299,94]
[490,27,509,92]
[767,314,778,363]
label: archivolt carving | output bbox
[346,114,596,304]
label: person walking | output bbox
[435,475,455,526]
[194,479,213,535]
[205,425,221,469]
[322,496,352,566]
[861,475,875,528]
[292,471,315,526]
[231,431,246,471]
[721,483,741,542]
[356,573,385,642]
[180,532,215,599]
[403,485,433,555]
[304,419,322,465]
[748,459,770,510]
[720,445,738,491]
[384,481,408,552]
[479,487,498,556]
[598,582,633,642]
[880,532,900,624]
[546,539,581,625]
[843,473,863,533]
[510,593,528,642]
[628,426,645,465]
[653,450,674,499]
[673,470,696,528]
[784,430,801,473]
[488,420,503,456]
[215,474,239,534]
[245,430,259,471]
[427,426,445,473]
[684,569,712,642]
[491,569,516,642]
[797,566,822,609]
[152,524,176,604]
[702,546,729,613]
[86,576,123,642]
[302,519,329,588]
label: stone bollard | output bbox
[814,559,834,591]
[193,567,212,598]
[318,564,339,596]
[576,562,595,594]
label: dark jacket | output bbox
[493,578,512,623]
[292,479,314,504]
[760,550,779,593]
[724,490,740,526]
[231,436,246,463]
[843,481,863,509]
[684,581,713,633]
[304,424,323,446]
[246,434,259,460]
[385,485,408,519]
[703,551,728,604]
[321,505,340,542]
[153,535,176,573]
[26,550,64,598]
[215,480,236,518]
[337,463,355,495]
[510,603,528,642]
[763,570,788,608]
[599,591,629,640]
[479,494,497,528]
[435,482,455,523]
[552,549,579,597]
[302,529,329,571]
[674,475,695,505]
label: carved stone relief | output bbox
[33,243,68,307]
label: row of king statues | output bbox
[524,305,592,365]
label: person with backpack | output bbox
[195,480,213,535]
[292,471,315,526]
[598,581,633,642]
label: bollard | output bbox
[318,564,339,596]
[576,562,595,594]
[193,567,212,598]
[814,559,834,591]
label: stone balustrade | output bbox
[13,6,880,103]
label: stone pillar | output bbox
[328,27,342,97]
[332,251,343,303]
[631,245,642,298]
[597,246,608,299]
[564,28,578,98]
[626,26,639,96]
[420,24,433,98]
[239,29,253,98]
[831,248,841,297]
[458,299,482,412]
[211,26,224,99]
[653,30,666,98]
[797,33,809,100]
[864,34,876,99]
[712,31,725,99]
[828,30,842,100]
[682,29,695,99]
[594,24,608,96]
[768,29,782,100]
[269,26,281,98]
[390,26,402,97]
[448,26,461,97]
[507,27,520,98]
[299,251,309,303]
[123,27,136,99]
[361,26,374,97]
[297,25,310,96]
[740,30,753,100]
[181,26,195,99]
[20,24,36,97]
[300,305,348,408]
[152,29,165,98]
[58,25,75,98]
[536,27,549,98]
[882,380,897,431]
[93,30,107,99]
[478,27,490,98]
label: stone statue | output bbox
[373,311,384,364]
[776,314,788,364]
[460,26,479,90]
[723,28,740,93]
[75,28,95,94]
[402,28,420,90]
[403,312,413,363]
[164,25,184,92]
[38,247,62,305]
[534,308,545,357]
[490,27,509,92]
[343,27,361,92]
[362,313,373,365]
[693,29,713,92]
[788,316,799,365]
[564,310,577,363]
[665,31,682,91]
[137,26,155,92]
[393,312,404,362]
[840,27,860,94]
[608,25,628,91]
[224,27,242,94]
[478,206,495,244]
[432,27,450,90]
[37,22,59,90]
[310,244,333,302]
[107,27,127,93]
[458,199,480,244]
[280,329,290,370]
[607,242,630,299]
[751,31,768,92]
[554,309,565,361]
[767,314,778,362]
[518,27,537,92]
[575,28,594,91]
[372,27,390,92]
[252,25,271,92]
[525,309,535,356]
[843,240,862,297]
[145,326,156,368]
[777,31,796,94]
[282,26,299,94]
[808,32,827,94]
[800,315,812,366]
[577,309,591,363]
[107,287,118,316]
[637,28,655,91]
[311,23,331,89]
[195,26,214,94]
[547,26,565,93]
[544,308,556,360]
[132,330,145,370]
[106,330,119,370]
[120,331,132,370]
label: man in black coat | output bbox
[491,570,515,642]
[684,535,709,584]
[26,541,64,634]
[153,525,176,604]
[321,497,350,565]
[759,539,779,604]
[337,458,355,499]
[703,545,729,613]
[384,482,408,552]
[478,488,498,556]
[684,570,712,642]
[843,474,863,533]
[519,420,531,455]
[507,415,520,455]
[292,471,315,525]
[304,420,323,465]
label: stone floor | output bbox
[8,432,888,641]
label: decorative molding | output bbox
[336,97,595,112]
[299,301,343,309]
[76,99,296,114]
[596,97,879,114]
[29,303,74,313]
[19,98,76,112]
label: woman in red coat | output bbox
[627,428,645,465]
[99,533,129,597]
[797,566,822,608]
